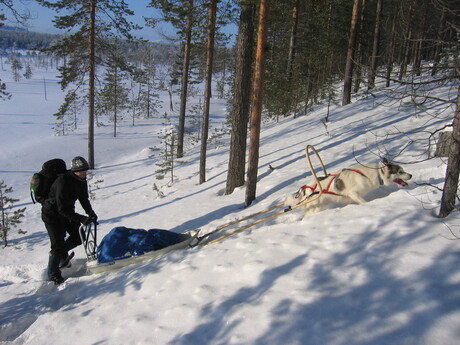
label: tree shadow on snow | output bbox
[170,253,309,345]
[168,211,460,345]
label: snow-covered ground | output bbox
[1,61,459,345]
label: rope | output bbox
[194,201,285,244]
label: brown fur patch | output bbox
[335,178,345,191]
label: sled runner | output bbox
[79,222,199,274]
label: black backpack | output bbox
[30,159,67,204]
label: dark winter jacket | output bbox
[42,171,94,223]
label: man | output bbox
[42,156,97,284]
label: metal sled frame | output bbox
[79,222,98,262]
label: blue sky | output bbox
[7,0,174,42]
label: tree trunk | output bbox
[287,0,300,79]
[431,9,446,76]
[399,0,415,81]
[225,3,255,195]
[88,0,96,169]
[385,5,398,87]
[352,0,366,94]
[439,71,460,218]
[114,66,118,138]
[368,0,382,90]
[342,0,360,106]
[177,0,194,158]
[199,0,217,184]
[245,0,268,207]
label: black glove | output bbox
[88,212,98,222]
[81,214,98,226]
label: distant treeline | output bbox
[0,26,60,50]
[0,27,178,65]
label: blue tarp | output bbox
[97,227,184,263]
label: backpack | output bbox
[30,159,67,204]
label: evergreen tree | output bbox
[439,79,460,218]
[37,0,139,168]
[97,52,130,138]
[245,0,269,207]
[0,78,10,100]
[53,90,81,135]
[128,77,142,126]
[11,58,22,81]
[0,0,31,25]
[136,48,161,119]
[23,62,32,79]
[147,0,207,158]
[0,180,26,247]
[199,0,218,184]
[155,113,185,186]
[225,1,255,195]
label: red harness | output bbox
[300,169,367,197]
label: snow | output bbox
[1,62,460,345]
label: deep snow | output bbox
[1,60,460,345]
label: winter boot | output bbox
[49,276,66,285]
[47,251,64,284]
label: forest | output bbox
[0,0,458,212]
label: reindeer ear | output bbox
[382,157,390,165]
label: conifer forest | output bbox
[1,0,459,210]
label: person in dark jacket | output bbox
[42,156,97,284]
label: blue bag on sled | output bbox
[97,227,184,263]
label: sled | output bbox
[79,222,199,274]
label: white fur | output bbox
[286,161,412,217]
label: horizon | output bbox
[4,0,236,44]
[6,0,179,42]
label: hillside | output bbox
[1,64,459,345]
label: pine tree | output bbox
[245,0,269,207]
[136,48,161,119]
[0,78,10,100]
[11,58,22,81]
[0,181,26,247]
[23,62,32,79]
[342,0,360,106]
[225,2,255,195]
[147,0,207,158]
[199,0,217,184]
[439,79,460,218]
[97,52,130,138]
[128,77,142,126]
[37,0,139,167]
[155,113,185,186]
[53,90,81,135]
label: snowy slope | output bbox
[1,62,460,345]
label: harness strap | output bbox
[301,173,341,196]
[346,168,367,177]
[300,169,368,197]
